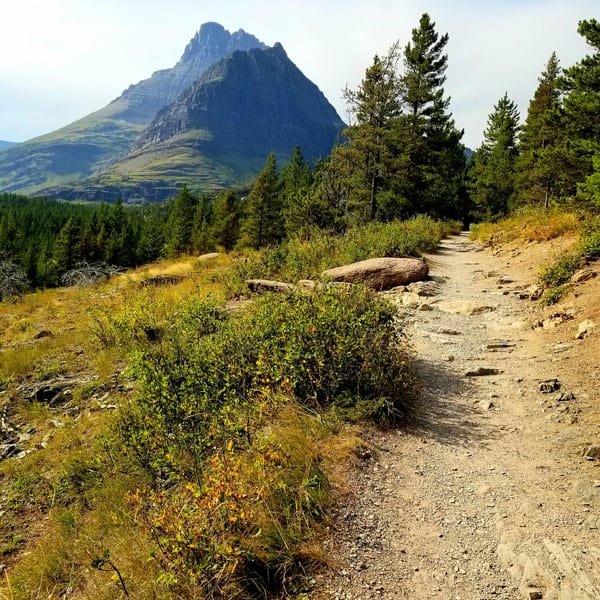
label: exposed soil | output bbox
[311,234,600,600]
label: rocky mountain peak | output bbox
[179,22,266,65]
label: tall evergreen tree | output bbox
[341,46,403,221]
[164,185,197,257]
[468,93,520,219]
[561,19,600,205]
[241,153,283,248]
[280,146,320,235]
[191,195,214,254]
[212,190,241,251]
[396,13,467,218]
[516,52,563,208]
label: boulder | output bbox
[197,252,220,261]
[322,257,428,290]
[246,279,295,294]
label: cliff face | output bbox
[134,43,345,162]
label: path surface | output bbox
[312,234,600,600]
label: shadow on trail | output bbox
[404,357,492,448]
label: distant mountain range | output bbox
[0,141,15,149]
[0,23,345,202]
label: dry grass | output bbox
[0,236,416,599]
[470,207,581,245]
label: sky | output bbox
[0,0,597,149]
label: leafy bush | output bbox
[580,215,600,259]
[538,251,582,288]
[112,285,413,595]
[538,214,600,303]
[119,286,413,483]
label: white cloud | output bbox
[0,0,597,147]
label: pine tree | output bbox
[280,146,318,234]
[561,19,600,204]
[191,195,214,254]
[468,93,520,219]
[212,190,241,250]
[164,185,197,257]
[396,13,467,218]
[516,52,563,208]
[241,153,282,248]
[341,46,403,221]
[51,217,81,282]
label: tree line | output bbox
[469,18,600,219]
[1,15,599,297]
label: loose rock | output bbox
[571,269,597,283]
[539,379,561,393]
[576,319,596,340]
[246,279,295,294]
[465,367,503,377]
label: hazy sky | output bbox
[0,0,597,148]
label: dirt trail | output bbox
[313,233,600,600]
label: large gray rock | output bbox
[322,257,428,290]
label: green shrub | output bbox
[118,287,414,483]
[538,251,582,288]
[581,216,600,259]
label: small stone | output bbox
[528,285,544,301]
[49,419,65,428]
[486,341,516,350]
[539,379,560,393]
[576,319,596,340]
[496,276,514,284]
[479,400,495,411]
[438,328,461,335]
[583,445,600,460]
[556,391,576,402]
[571,269,597,283]
[465,367,503,377]
[33,329,54,340]
[528,592,543,600]
[197,252,220,261]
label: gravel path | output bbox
[310,234,600,600]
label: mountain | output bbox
[60,43,345,202]
[0,141,15,150]
[0,23,265,195]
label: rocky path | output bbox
[312,234,600,600]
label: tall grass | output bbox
[470,206,581,244]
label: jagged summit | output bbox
[106,23,266,126]
[179,22,265,64]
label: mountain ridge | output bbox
[42,43,346,203]
[0,23,266,195]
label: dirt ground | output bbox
[310,233,600,600]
